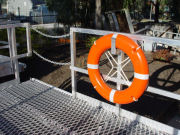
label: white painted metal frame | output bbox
[0,23,32,84]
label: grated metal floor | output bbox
[0,80,170,135]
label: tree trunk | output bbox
[95,0,102,29]
[154,0,160,23]
[0,3,2,15]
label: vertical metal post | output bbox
[117,51,124,90]
[11,27,20,83]
[116,50,124,115]
[26,23,32,56]
[7,28,14,73]
[70,29,77,98]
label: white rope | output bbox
[31,27,70,39]
[104,68,113,81]
[104,51,131,86]
[33,50,70,66]
[119,69,131,86]
[105,52,114,67]
[120,57,129,65]
[107,51,118,65]
[121,59,131,69]
[117,71,130,86]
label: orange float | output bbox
[87,34,149,104]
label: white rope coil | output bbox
[33,50,70,66]
[31,27,70,39]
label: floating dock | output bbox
[0,79,175,135]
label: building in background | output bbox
[30,4,56,24]
[7,0,44,16]
[7,0,56,24]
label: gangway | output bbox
[0,23,180,134]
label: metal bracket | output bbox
[111,34,118,55]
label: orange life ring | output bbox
[87,34,149,104]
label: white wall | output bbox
[7,0,33,16]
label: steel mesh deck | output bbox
[0,80,169,135]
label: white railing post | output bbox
[7,28,14,73]
[11,27,20,83]
[70,28,77,98]
[26,23,32,56]
[116,51,124,114]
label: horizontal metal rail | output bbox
[0,53,32,64]
[0,23,29,29]
[71,27,180,48]
[0,45,9,49]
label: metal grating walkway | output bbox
[0,80,170,135]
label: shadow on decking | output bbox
[149,63,180,92]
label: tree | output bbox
[95,0,101,29]
[45,0,95,27]
[0,0,6,14]
[171,0,180,22]
[150,0,161,23]
[103,0,123,11]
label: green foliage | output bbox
[45,0,95,27]
[0,29,7,41]
[152,49,173,62]
[85,36,99,49]
[171,0,180,22]
[0,28,55,56]
[123,0,133,9]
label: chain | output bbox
[33,50,70,66]
[31,27,71,65]
[31,27,70,39]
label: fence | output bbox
[0,23,32,88]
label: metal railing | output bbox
[0,23,32,85]
[70,27,180,134]
[70,27,180,101]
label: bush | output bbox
[0,28,56,56]
[85,36,99,49]
[152,49,173,62]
